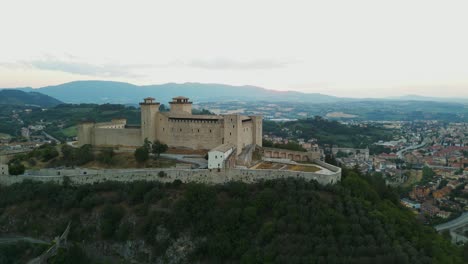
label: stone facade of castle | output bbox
[77,97,262,155]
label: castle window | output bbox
[198,129,200,132]
[210,129,212,133]
[230,132,232,136]
[180,128,182,132]
[233,125,235,128]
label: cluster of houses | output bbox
[263,134,321,153]
[402,178,468,220]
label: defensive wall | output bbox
[263,147,321,162]
[0,162,341,186]
[78,97,263,156]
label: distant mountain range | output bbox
[0,89,63,107]
[3,80,468,105]
[11,81,340,105]
[386,94,468,103]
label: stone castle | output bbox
[78,97,262,155]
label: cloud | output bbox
[187,58,291,70]
[25,59,147,78]
[0,56,293,80]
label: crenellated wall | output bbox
[156,115,223,149]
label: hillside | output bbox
[0,90,63,107]
[16,80,344,104]
[264,117,397,149]
[0,170,464,263]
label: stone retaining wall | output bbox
[0,165,341,186]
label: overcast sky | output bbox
[1,0,468,98]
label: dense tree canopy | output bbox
[0,170,464,263]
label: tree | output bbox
[143,138,151,149]
[262,139,274,147]
[100,204,125,239]
[97,148,115,165]
[325,154,338,166]
[76,144,94,165]
[134,146,149,163]
[61,144,75,161]
[8,162,25,175]
[40,144,59,161]
[152,140,168,158]
[336,151,348,158]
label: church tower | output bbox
[140,97,159,142]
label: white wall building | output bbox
[208,144,235,169]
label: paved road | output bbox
[435,212,468,231]
[42,131,61,144]
[396,141,427,159]
[160,154,208,169]
[0,236,48,245]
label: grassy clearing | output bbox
[285,165,321,172]
[61,126,77,137]
[402,170,423,188]
[83,152,177,169]
[254,162,284,170]
[0,133,11,139]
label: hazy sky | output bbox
[1,0,468,97]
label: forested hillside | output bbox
[0,90,62,107]
[264,117,396,148]
[0,169,465,263]
[0,104,140,141]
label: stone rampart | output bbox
[263,147,321,161]
[0,166,341,186]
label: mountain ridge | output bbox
[3,80,468,104]
[0,89,63,107]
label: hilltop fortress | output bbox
[78,97,262,156]
[1,96,341,186]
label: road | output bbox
[435,212,468,231]
[396,141,427,159]
[160,153,208,168]
[42,131,61,144]
[0,235,48,245]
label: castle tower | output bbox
[223,114,242,155]
[169,96,192,115]
[250,115,263,147]
[140,97,160,142]
[77,121,95,146]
